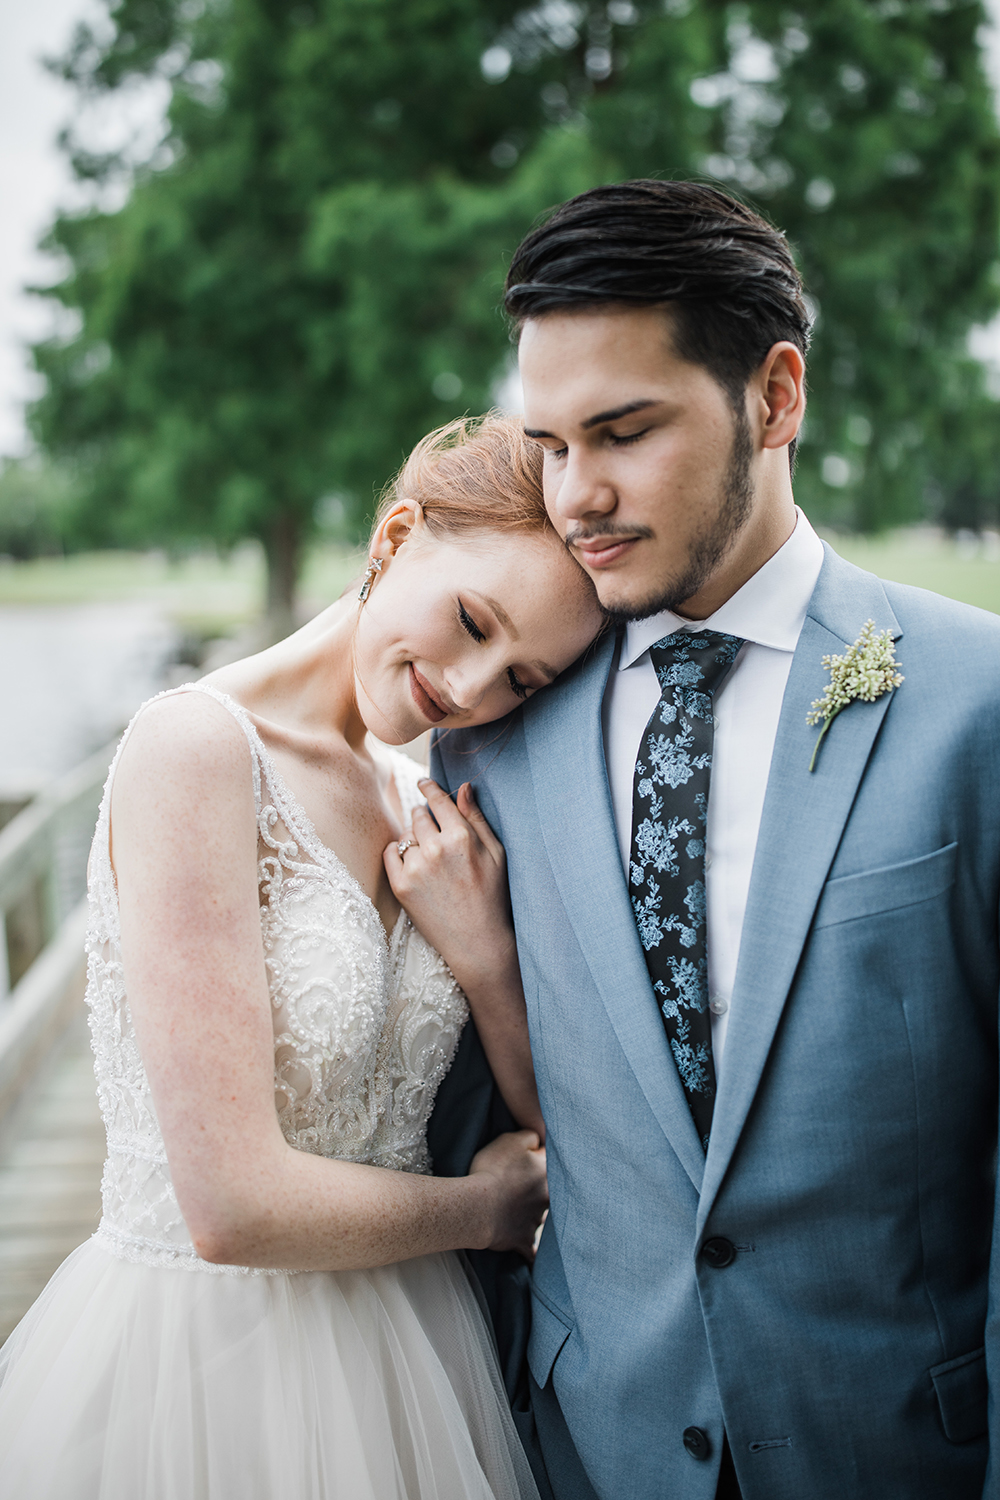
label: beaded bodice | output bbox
[86,684,468,1274]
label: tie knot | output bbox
[648,630,744,705]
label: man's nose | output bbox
[546,450,616,524]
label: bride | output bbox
[0,414,602,1498]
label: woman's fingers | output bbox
[382,837,406,887]
[417,777,505,865]
[455,782,504,860]
[386,779,507,918]
[410,803,439,839]
[416,777,467,834]
[412,781,479,865]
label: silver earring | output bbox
[358,556,383,603]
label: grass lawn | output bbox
[824,528,1000,616]
[1,530,998,625]
[0,542,366,634]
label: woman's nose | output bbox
[444,660,494,713]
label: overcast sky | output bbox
[0,0,167,455]
[2,1,1000,459]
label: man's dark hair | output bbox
[505,179,811,411]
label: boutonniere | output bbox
[806,619,903,772]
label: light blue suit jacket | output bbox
[433,546,1000,1500]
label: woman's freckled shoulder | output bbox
[116,690,254,799]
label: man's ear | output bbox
[754,342,806,451]
[369,499,425,562]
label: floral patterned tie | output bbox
[628,630,744,1150]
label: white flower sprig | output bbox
[806,619,903,772]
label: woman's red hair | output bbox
[373,411,551,541]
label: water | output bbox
[0,604,178,799]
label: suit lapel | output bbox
[523,631,706,1192]
[696,547,902,1230]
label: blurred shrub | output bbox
[0,459,77,560]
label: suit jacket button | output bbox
[683,1426,711,1460]
[701,1236,737,1268]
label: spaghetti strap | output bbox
[165,682,265,814]
[104,681,264,818]
[88,683,264,933]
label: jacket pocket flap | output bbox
[930,1346,987,1444]
[814,842,957,930]
[527,1292,572,1390]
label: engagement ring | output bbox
[397,838,415,857]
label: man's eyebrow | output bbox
[524,398,659,441]
[581,398,659,430]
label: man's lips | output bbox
[409,665,450,723]
[571,536,640,569]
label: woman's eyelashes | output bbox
[458,601,485,643]
[458,600,529,701]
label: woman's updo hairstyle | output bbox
[372,411,551,543]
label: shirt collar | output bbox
[619,508,825,671]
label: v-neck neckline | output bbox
[191,684,410,953]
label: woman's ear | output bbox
[370,499,426,562]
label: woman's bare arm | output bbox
[111,694,546,1270]
[384,778,545,1142]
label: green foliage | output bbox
[711,1,1000,530]
[0,459,78,560]
[28,0,1000,618]
[35,0,660,617]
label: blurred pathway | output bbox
[0,1018,103,1346]
[0,603,177,800]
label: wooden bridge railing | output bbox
[0,744,116,1129]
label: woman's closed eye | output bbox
[460,600,531,701]
[458,601,485,643]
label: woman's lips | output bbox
[409,665,449,723]
[572,537,638,569]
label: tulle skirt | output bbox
[0,1239,538,1500]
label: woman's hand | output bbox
[469,1130,548,1259]
[384,778,545,1141]
[384,779,517,994]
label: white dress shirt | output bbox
[602,509,825,1074]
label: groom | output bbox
[430,180,1000,1499]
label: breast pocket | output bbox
[813,842,958,931]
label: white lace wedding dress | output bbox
[0,685,538,1500]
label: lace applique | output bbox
[86,685,467,1274]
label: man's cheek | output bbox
[542,476,568,534]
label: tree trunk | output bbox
[263,509,302,644]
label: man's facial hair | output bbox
[603,403,755,626]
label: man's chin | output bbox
[595,581,687,626]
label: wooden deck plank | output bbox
[0,1020,104,1345]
